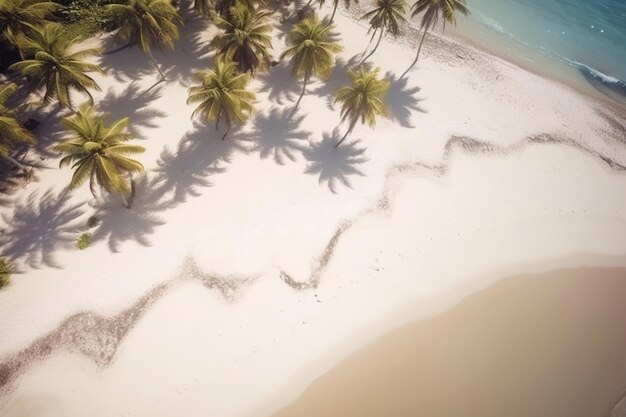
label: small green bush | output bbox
[0,258,10,288]
[60,0,115,38]
[77,233,92,250]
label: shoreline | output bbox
[268,266,626,417]
[339,3,626,116]
[1,2,626,415]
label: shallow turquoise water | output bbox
[458,0,626,102]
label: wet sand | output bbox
[270,267,626,417]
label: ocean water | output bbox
[455,0,626,104]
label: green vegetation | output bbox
[187,58,256,139]
[334,67,389,147]
[212,3,273,74]
[54,104,145,205]
[360,0,407,64]
[87,215,100,228]
[9,23,103,109]
[76,233,91,250]
[402,0,469,77]
[0,258,11,288]
[60,0,114,38]
[281,14,342,113]
[0,0,58,46]
[107,0,183,80]
[0,82,36,171]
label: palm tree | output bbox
[54,104,145,207]
[359,0,406,64]
[187,58,256,139]
[211,3,273,74]
[333,67,389,147]
[401,0,469,78]
[321,0,359,24]
[280,14,342,113]
[193,0,212,16]
[0,0,58,45]
[0,83,36,172]
[107,0,183,80]
[9,23,103,110]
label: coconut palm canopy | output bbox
[107,0,183,54]
[402,0,469,76]
[9,23,103,109]
[212,3,273,74]
[187,58,256,138]
[55,104,145,197]
[334,67,389,146]
[360,0,407,63]
[0,0,58,44]
[281,14,342,111]
[281,14,342,82]
[0,83,36,168]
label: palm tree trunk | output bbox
[149,53,167,81]
[329,0,339,23]
[124,176,136,209]
[4,155,28,172]
[221,115,231,140]
[103,42,131,55]
[359,27,384,65]
[360,27,378,60]
[334,121,355,148]
[401,29,429,79]
[292,75,309,116]
[89,171,97,198]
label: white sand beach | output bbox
[1,1,626,416]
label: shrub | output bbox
[0,258,10,288]
[59,0,115,38]
[76,233,91,250]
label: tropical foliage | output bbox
[402,0,469,76]
[9,23,103,109]
[54,104,145,203]
[187,58,256,139]
[107,0,183,79]
[315,0,359,23]
[281,14,342,112]
[0,82,36,171]
[0,258,10,288]
[360,0,406,64]
[0,0,58,45]
[334,67,389,147]
[212,3,273,74]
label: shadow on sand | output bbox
[99,2,213,86]
[0,189,84,268]
[385,71,427,128]
[303,129,368,193]
[258,63,301,106]
[243,107,312,164]
[98,82,167,140]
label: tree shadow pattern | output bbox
[98,82,167,140]
[243,107,312,164]
[303,129,368,193]
[384,71,427,128]
[0,189,84,268]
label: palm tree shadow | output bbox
[257,63,301,105]
[157,3,214,85]
[98,82,167,140]
[311,55,362,110]
[99,3,212,84]
[90,175,172,253]
[242,107,312,164]
[385,71,427,128]
[152,122,243,204]
[303,129,368,193]
[0,189,85,268]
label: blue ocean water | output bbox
[457,0,626,102]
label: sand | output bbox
[0,1,625,416]
[270,267,626,417]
